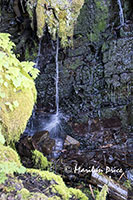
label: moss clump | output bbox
[32,150,50,170]
[0,33,39,145]
[27,0,84,47]
[18,188,31,200]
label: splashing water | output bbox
[117,0,124,26]
[44,36,60,134]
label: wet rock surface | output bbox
[16,130,55,167]
[35,0,132,133]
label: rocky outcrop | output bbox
[36,0,132,130]
[27,0,84,47]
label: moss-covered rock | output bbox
[0,142,26,184]
[27,0,84,47]
[32,150,50,170]
[87,0,109,42]
[0,33,39,145]
[27,169,88,200]
[0,143,21,165]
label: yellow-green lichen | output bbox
[26,0,84,47]
[0,33,39,145]
[32,150,50,170]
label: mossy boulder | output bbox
[27,0,84,47]
[0,33,39,145]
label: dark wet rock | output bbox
[88,118,102,133]
[16,136,34,158]
[102,117,121,129]
[32,131,55,155]
[70,122,88,135]
[16,131,55,167]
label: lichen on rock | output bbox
[26,0,84,47]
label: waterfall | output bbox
[55,36,59,116]
[35,38,42,69]
[117,0,124,26]
[43,36,60,133]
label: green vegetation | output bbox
[123,180,132,190]
[27,168,88,199]
[32,150,50,170]
[0,140,26,184]
[0,33,39,145]
[0,125,5,145]
[96,185,108,200]
[88,0,109,42]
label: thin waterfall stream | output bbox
[35,38,42,69]
[44,36,60,133]
[117,0,124,26]
[26,36,65,158]
[55,36,59,116]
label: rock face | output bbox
[0,0,132,131]
[36,0,132,130]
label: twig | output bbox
[89,184,95,200]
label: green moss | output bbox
[69,188,88,200]
[0,143,21,165]
[18,188,31,200]
[123,180,132,190]
[27,168,88,200]
[32,150,50,170]
[0,143,26,184]
[48,196,60,200]
[27,0,84,47]
[88,0,109,42]
[25,44,38,61]
[0,126,5,145]
[0,33,39,145]
[96,185,108,200]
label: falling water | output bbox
[35,38,42,69]
[117,0,124,26]
[42,36,60,133]
[55,36,59,116]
